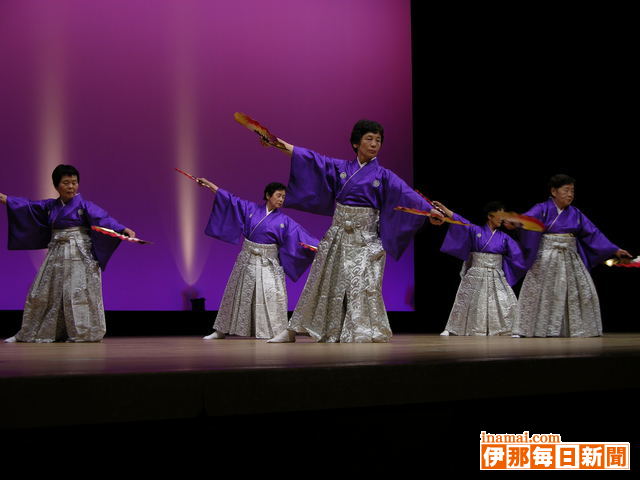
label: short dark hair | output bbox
[350,119,384,152]
[548,174,575,190]
[264,182,286,200]
[52,165,80,187]
[483,201,505,217]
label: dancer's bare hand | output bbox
[197,178,219,193]
[122,228,136,238]
[431,200,453,218]
[616,249,632,259]
[429,209,445,226]
[275,138,294,156]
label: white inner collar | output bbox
[357,157,376,169]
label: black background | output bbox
[411,2,638,332]
[407,4,639,471]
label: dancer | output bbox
[199,179,317,339]
[434,200,526,336]
[264,119,443,343]
[1,165,136,343]
[512,174,631,337]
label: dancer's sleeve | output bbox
[575,210,619,270]
[204,188,251,245]
[284,147,341,216]
[278,218,318,282]
[5,196,54,250]
[440,213,474,261]
[502,234,527,286]
[379,171,432,260]
[85,200,127,271]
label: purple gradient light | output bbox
[0,0,415,311]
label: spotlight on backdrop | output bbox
[181,286,203,311]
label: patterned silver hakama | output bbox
[444,252,517,336]
[15,227,106,342]
[214,239,288,339]
[290,203,390,343]
[514,234,602,337]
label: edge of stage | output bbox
[2,312,640,470]
[1,321,640,426]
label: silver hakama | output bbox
[214,239,288,339]
[444,252,517,336]
[290,203,390,343]
[15,227,106,342]
[514,234,602,337]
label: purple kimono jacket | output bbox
[519,198,619,270]
[6,193,125,270]
[441,213,526,286]
[205,188,317,281]
[285,146,432,260]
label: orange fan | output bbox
[299,242,318,252]
[415,189,447,217]
[91,226,152,245]
[493,212,545,232]
[175,167,205,186]
[234,112,287,150]
[394,206,471,226]
[605,257,640,268]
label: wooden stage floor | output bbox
[2,333,640,431]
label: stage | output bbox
[2,333,640,427]
[2,332,640,470]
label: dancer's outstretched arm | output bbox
[431,200,454,219]
[196,178,219,194]
[275,138,293,156]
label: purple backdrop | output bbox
[0,0,415,311]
